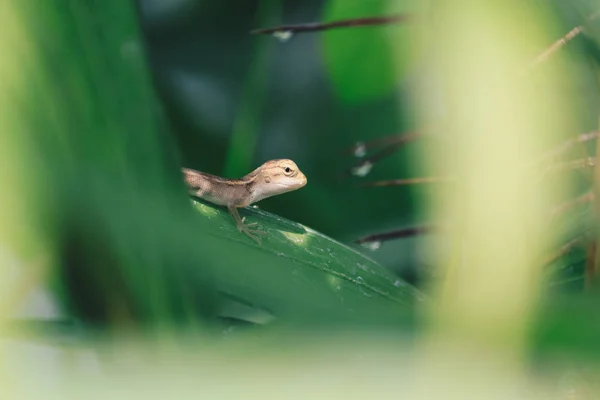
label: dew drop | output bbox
[361,240,381,251]
[353,141,366,158]
[273,30,293,42]
[351,161,372,177]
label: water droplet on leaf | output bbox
[361,240,381,251]
[351,161,372,177]
[353,142,366,158]
[273,30,293,42]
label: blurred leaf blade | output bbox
[321,0,398,104]
[1,1,220,330]
[320,0,421,104]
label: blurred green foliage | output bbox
[2,0,423,341]
[3,1,600,393]
[322,0,399,103]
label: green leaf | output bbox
[190,200,424,324]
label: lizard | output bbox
[182,159,307,244]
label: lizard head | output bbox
[246,159,307,203]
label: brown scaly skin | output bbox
[182,159,307,244]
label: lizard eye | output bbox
[284,166,292,174]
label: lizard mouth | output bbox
[292,173,307,188]
[276,174,307,190]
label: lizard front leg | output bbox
[227,205,267,244]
